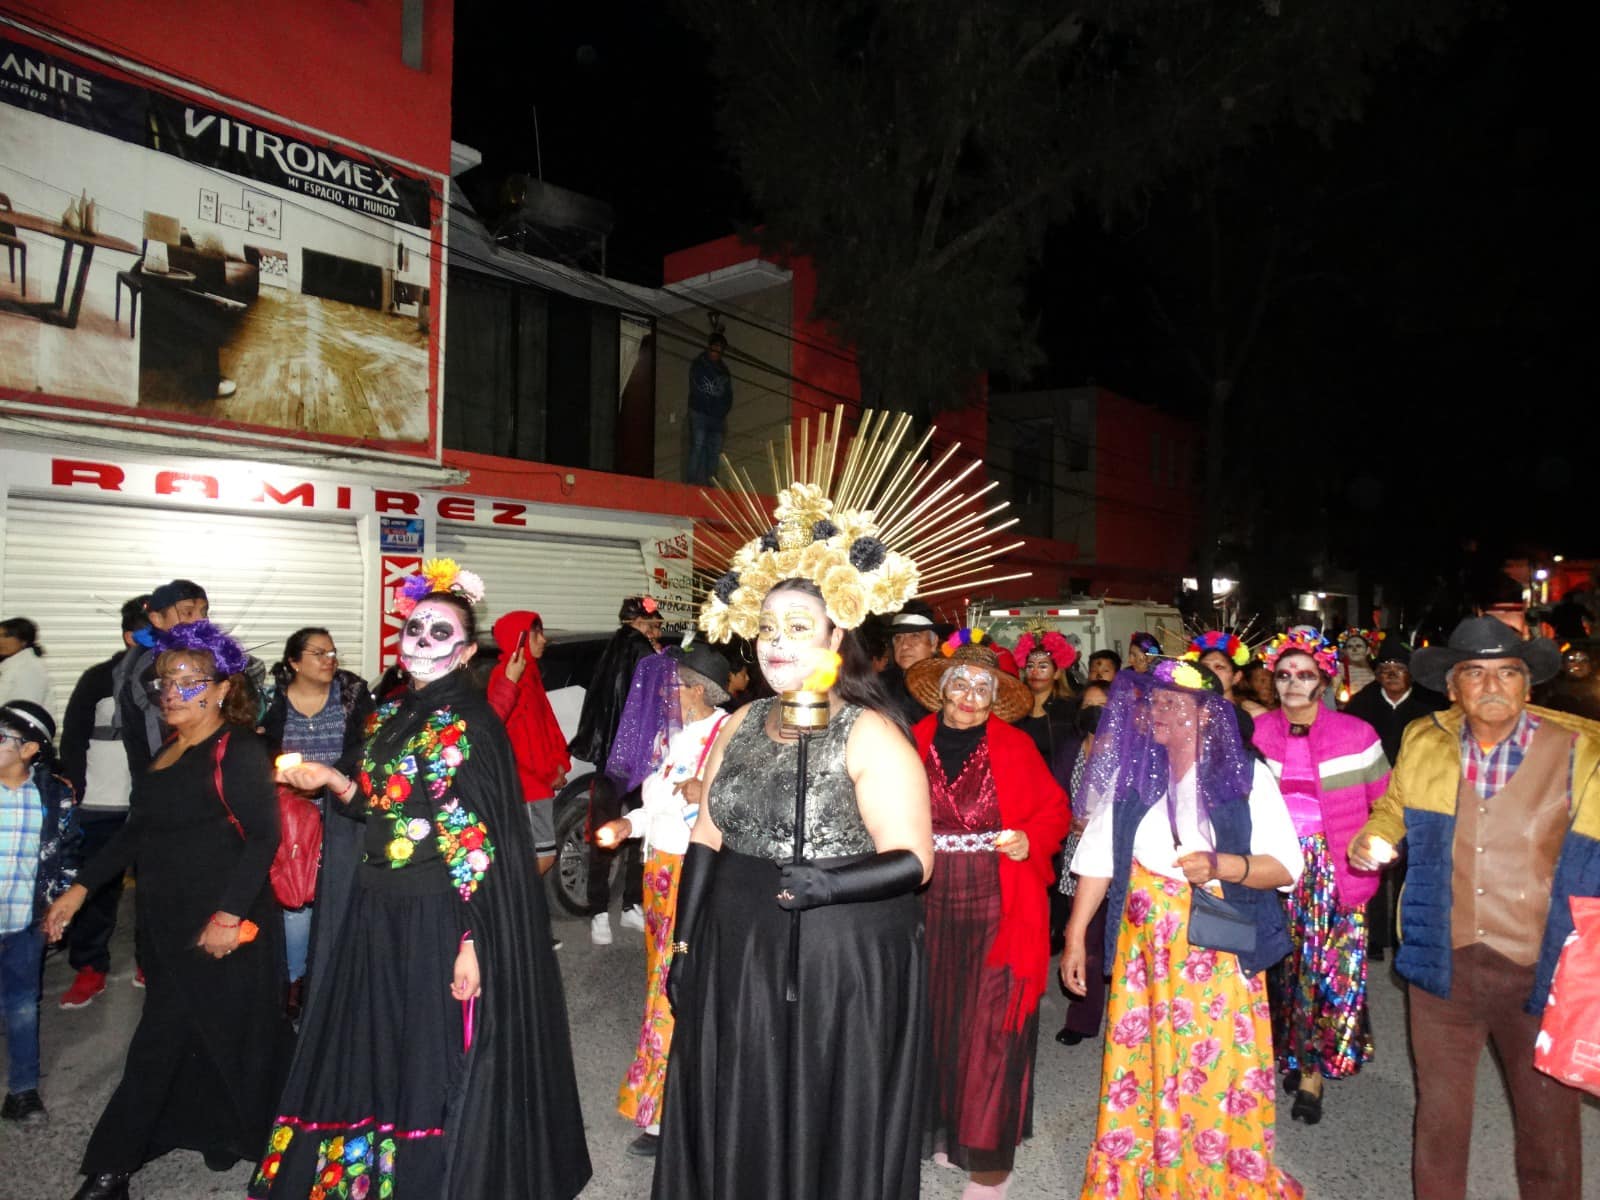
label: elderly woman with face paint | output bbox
[45,622,290,1200]
[1063,660,1304,1200]
[248,563,591,1200]
[653,578,935,1200]
[903,630,1071,1199]
[1249,629,1389,1125]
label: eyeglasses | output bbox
[0,734,24,748]
[146,676,217,697]
[1274,669,1321,684]
[302,649,339,661]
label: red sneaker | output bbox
[59,967,107,1009]
[132,968,146,989]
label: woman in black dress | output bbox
[655,578,934,1200]
[249,573,590,1200]
[45,621,290,1200]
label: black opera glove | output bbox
[776,849,923,911]
[665,842,719,1015]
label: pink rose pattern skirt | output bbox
[1270,833,1374,1081]
[617,848,682,1129]
[1080,865,1302,1200]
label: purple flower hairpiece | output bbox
[157,620,248,678]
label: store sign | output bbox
[0,38,430,226]
[378,554,423,672]
[379,516,424,553]
[0,30,442,457]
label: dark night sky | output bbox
[450,6,1594,587]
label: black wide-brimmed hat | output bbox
[1410,616,1562,693]
[666,640,732,696]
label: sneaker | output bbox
[590,913,613,946]
[551,937,563,951]
[60,967,107,1009]
[619,904,646,932]
[216,379,237,399]
[626,1131,659,1157]
[132,968,146,989]
[0,1089,47,1124]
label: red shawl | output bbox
[914,714,1072,1030]
[487,611,571,801]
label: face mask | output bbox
[400,604,470,683]
[1076,706,1103,736]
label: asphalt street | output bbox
[3,887,1596,1199]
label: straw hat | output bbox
[905,640,1033,723]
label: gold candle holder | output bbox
[780,689,831,732]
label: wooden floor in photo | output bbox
[137,287,430,442]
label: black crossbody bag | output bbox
[1168,791,1257,955]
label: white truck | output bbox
[979,598,1185,665]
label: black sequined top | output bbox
[712,697,877,861]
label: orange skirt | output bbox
[1079,864,1302,1200]
[617,848,682,1129]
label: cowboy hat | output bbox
[905,641,1033,723]
[1410,616,1562,693]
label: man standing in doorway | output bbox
[685,332,733,486]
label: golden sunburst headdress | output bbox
[696,406,1029,642]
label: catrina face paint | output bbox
[401,603,472,683]
[756,588,840,694]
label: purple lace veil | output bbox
[604,651,681,793]
[1078,659,1255,840]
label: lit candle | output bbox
[275,752,303,770]
[1369,836,1397,866]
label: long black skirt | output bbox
[653,850,929,1200]
[248,863,467,1198]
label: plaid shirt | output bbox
[0,776,43,935]
[1460,710,1539,801]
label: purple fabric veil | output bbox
[1078,664,1255,833]
[604,651,681,793]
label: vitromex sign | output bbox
[0,36,430,227]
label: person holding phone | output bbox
[487,611,569,875]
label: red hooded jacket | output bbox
[487,611,571,802]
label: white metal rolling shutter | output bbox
[2,495,366,721]
[435,527,648,636]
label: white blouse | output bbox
[624,709,728,857]
[1070,759,1303,891]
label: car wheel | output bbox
[551,774,593,916]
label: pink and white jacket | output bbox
[1252,708,1390,907]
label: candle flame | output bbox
[802,651,842,692]
[275,752,303,770]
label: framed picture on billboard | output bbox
[198,188,218,223]
[242,188,282,239]
[219,204,248,231]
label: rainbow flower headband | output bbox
[1014,629,1078,671]
[1338,628,1384,653]
[392,558,486,619]
[1184,630,1249,667]
[1262,629,1338,677]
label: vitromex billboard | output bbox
[0,25,446,457]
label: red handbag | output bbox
[211,733,324,909]
[1534,896,1600,1098]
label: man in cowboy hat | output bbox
[1350,615,1600,1200]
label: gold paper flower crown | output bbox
[697,406,1030,642]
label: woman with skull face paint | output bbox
[904,630,1071,1199]
[251,566,591,1200]
[653,579,935,1200]
[1249,629,1389,1125]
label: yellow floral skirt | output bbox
[1080,864,1303,1200]
[617,848,682,1129]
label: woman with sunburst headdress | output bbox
[654,409,1028,1200]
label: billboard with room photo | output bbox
[0,28,444,456]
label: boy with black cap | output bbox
[0,700,81,1125]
